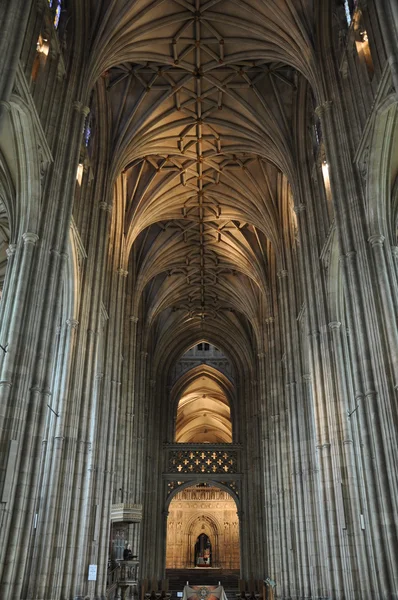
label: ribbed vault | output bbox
[94,0,307,372]
[87,0,317,91]
[175,374,231,442]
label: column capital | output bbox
[257,352,266,359]
[328,321,341,330]
[117,268,128,277]
[340,250,357,263]
[368,234,385,247]
[309,329,320,338]
[22,232,39,245]
[293,203,306,214]
[0,101,12,113]
[130,315,139,323]
[315,100,333,117]
[277,269,288,279]
[346,250,357,258]
[99,201,112,213]
[265,316,275,325]
[66,319,79,329]
[286,380,297,387]
[391,246,398,258]
[73,100,90,116]
[6,244,17,258]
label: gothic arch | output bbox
[165,482,240,570]
[188,513,220,567]
[165,480,240,513]
[0,151,14,308]
[169,363,236,443]
[0,150,15,240]
[5,92,47,238]
[366,92,398,242]
[152,322,255,382]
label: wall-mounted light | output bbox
[355,25,374,79]
[36,35,49,56]
[76,163,84,186]
[360,30,368,42]
[322,160,329,180]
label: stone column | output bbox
[368,235,398,378]
[292,201,330,599]
[328,320,372,597]
[263,315,282,590]
[93,264,128,600]
[0,232,41,597]
[240,368,266,580]
[257,350,270,573]
[130,350,150,574]
[317,96,398,595]
[68,200,115,600]
[117,314,138,506]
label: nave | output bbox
[0,0,397,599]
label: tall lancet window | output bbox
[344,0,358,26]
[344,0,352,25]
[54,1,62,29]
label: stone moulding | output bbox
[110,503,143,523]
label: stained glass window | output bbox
[54,2,61,28]
[84,123,91,147]
[344,0,351,25]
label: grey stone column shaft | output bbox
[328,321,373,597]
[69,200,114,600]
[317,94,398,594]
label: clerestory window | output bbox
[344,0,358,26]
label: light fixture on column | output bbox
[76,163,84,185]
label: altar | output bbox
[182,584,228,600]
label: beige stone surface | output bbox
[166,486,240,570]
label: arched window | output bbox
[54,2,62,29]
[84,120,91,147]
[344,0,358,26]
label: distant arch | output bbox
[170,364,236,443]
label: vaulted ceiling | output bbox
[87,0,314,364]
[175,373,232,442]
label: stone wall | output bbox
[166,487,240,569]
